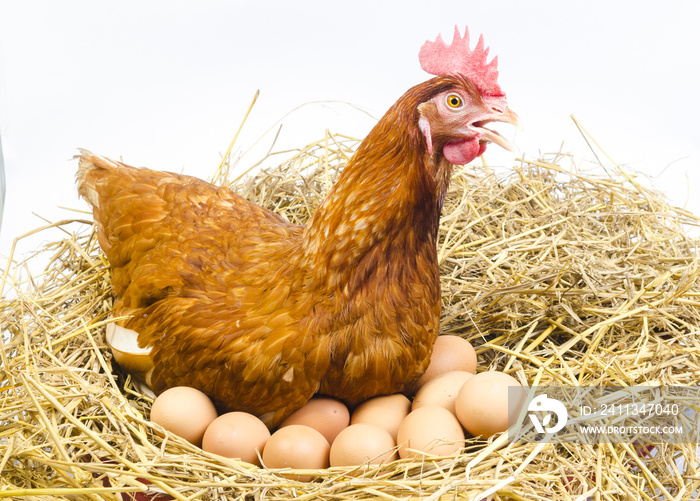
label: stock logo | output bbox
[528,394,568,434]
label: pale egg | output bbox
[350,393,411,441]
[396,406,465,459]
[329,423,398,467]
[412,370,474,414]
[105,323,153,376]
[415,335,477,390]
[455,371,527,438]
[150,386,218,446]
[202,411,270,466]
[262,424,330,482]
[279,396,349,445]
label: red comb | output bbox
[419,26,503,96]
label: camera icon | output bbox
[528,394,568,434]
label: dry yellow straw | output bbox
[2,130,699,499]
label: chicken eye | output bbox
[445,94,463,109]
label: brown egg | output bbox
[150,386,218,446]
[262,424,330,482]
[279,396,349,445]
[202,412,270,466]
[415,336,477,390]
[455,371,527,438]
[396,406,465,459]
[412,371,474,414]
[350,394,411,441]
[329,423,398,467]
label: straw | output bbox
[1,131,698,499]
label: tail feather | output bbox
[75,150,170,255]
[74,149,295,294]
[75,149,124,210]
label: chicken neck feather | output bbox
[301,79,456,403]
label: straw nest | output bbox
[2,131,699,500]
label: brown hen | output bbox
[77,26,520,428]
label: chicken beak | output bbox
[500,108,523,131]
[475,108,522,153]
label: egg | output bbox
[455,371,527,438]
[105,323,153,376]
[201,412,270,466]
[350,393,411,441]
[396,406,465,459]
[150,386,218,446]
[415,335,477,390]
[412,371,474,414]
[262,424,330,481]
[329,423,398,467]
[279,396,349,445]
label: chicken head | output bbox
[416,26,522,165]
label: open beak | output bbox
[474,108,522,152]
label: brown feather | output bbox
[76,75,483,427]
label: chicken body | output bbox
[78,160,326,425]
[78,71,518,427]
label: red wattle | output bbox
[443,139,485,165]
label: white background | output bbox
[1,1,699,266]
